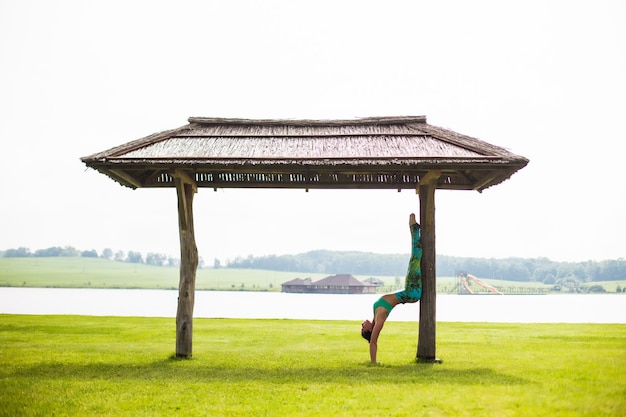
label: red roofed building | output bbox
[281,274,376,294]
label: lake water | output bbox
[1,288,625,323]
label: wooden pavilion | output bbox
[81,115,528,361]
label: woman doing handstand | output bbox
[361,213,422,363]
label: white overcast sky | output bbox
[1,0,624,263]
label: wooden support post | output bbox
[417,170,442,363]
[174,172,198,358]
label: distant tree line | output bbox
[226,250,406,276]
[0,246,206,268]
[436,256,626,283]
[227,251,626,283]
[3,246,625,282]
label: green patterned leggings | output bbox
[394,222,422,303]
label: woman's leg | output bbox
[395,216,423,303]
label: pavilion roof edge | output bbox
[187,116,427,126]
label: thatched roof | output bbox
[81,116,528,192]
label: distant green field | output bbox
[0,257,323,291]
[1,257,624,294]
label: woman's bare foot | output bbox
[409,213,417,226]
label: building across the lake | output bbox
[363,277,385,287]
[281,274,376,294]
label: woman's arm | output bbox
[369,320,384,363]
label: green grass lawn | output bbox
[1,315,624,416]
